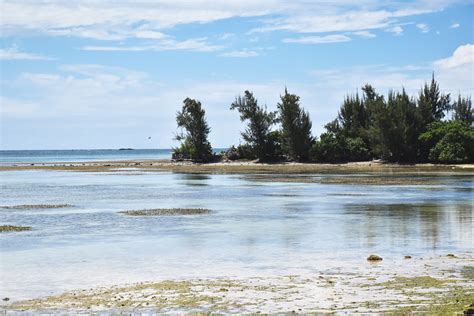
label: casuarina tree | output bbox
[174,98,213,162]
[277,88,314,161]
[230,90,278,161]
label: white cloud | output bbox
[309,44,474,108]
[1,63,295,147]
[434,44,473,69]
[0,0,457,41]
[283,34,351,44]
[450,23,460,28]
[352,30,376,38]
[416,23,430,33]
[81,38,222,52]
[219,33,235,40]
[220,50,259,57]
[387,25,404,36]
[0,46,50,60]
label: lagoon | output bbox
[1,168,472,306]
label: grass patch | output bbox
[1,204,73,209]
[119,208,211,216]
[0,225,32,232]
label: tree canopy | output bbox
[173,98,213,162]
[277,88,314,161]
[174,76,473,164]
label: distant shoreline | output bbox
[1,159,473,173]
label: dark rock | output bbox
[367,254,383,261]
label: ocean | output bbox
[0,149,226,163]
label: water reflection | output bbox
[178,173,211,186]
[343,202,473,252]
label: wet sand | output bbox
[2,253,473,314]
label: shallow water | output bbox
[0,170,473,301]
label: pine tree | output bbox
[230,91,278,161]
[417,74,451,128]
[452,95,473,125]
[277,89,314,161]
[174,98,213,162]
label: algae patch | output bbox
[0,204,73,210]
[119,208,211,216]
[379,276,449,289]
[0,225,32,232]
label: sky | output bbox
[0,0,473,150]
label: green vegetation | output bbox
[379,276,448,289]
[277,89,314,161]
[176,75,472,164]
[0,204,72,209]
[173,98,214,162]
[119,208,211,216]
[230,90,280,161]
[0,225,32,232]
[419,120,473,163]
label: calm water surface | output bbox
[0,149,172,163]
[0,170,473,300]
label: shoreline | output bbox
[1,160,473,174]
[2,253,473,314]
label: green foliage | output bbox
[173,98,213,162]
[377,90,422,163]
[419,121,474,163]
[277,89,314,161]
[230,91,279,161]
[362,84,385,158]
[452,95,473,125]
[345,137,370,161]
[175,76,470,165]
[338,93,368,139]
[417,74,451,128]
[310,132,344,163]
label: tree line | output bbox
[172,75,473,164]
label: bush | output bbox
[419,121,474,163]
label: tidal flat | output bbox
[2,254,473,314]
[0,162,473,313]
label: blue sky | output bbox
[1,0,473,149]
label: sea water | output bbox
[0,169,473,301]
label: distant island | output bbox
[118,148,134,151]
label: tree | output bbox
[338,93,367,139]
[173,98,213,162]
[419,121,474,163]
[378,89,421,163]
[277,89,314,161]
[417,74,451,128]
[230,91,278,161]
[452,95,473,125]
[362,84,385,158]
